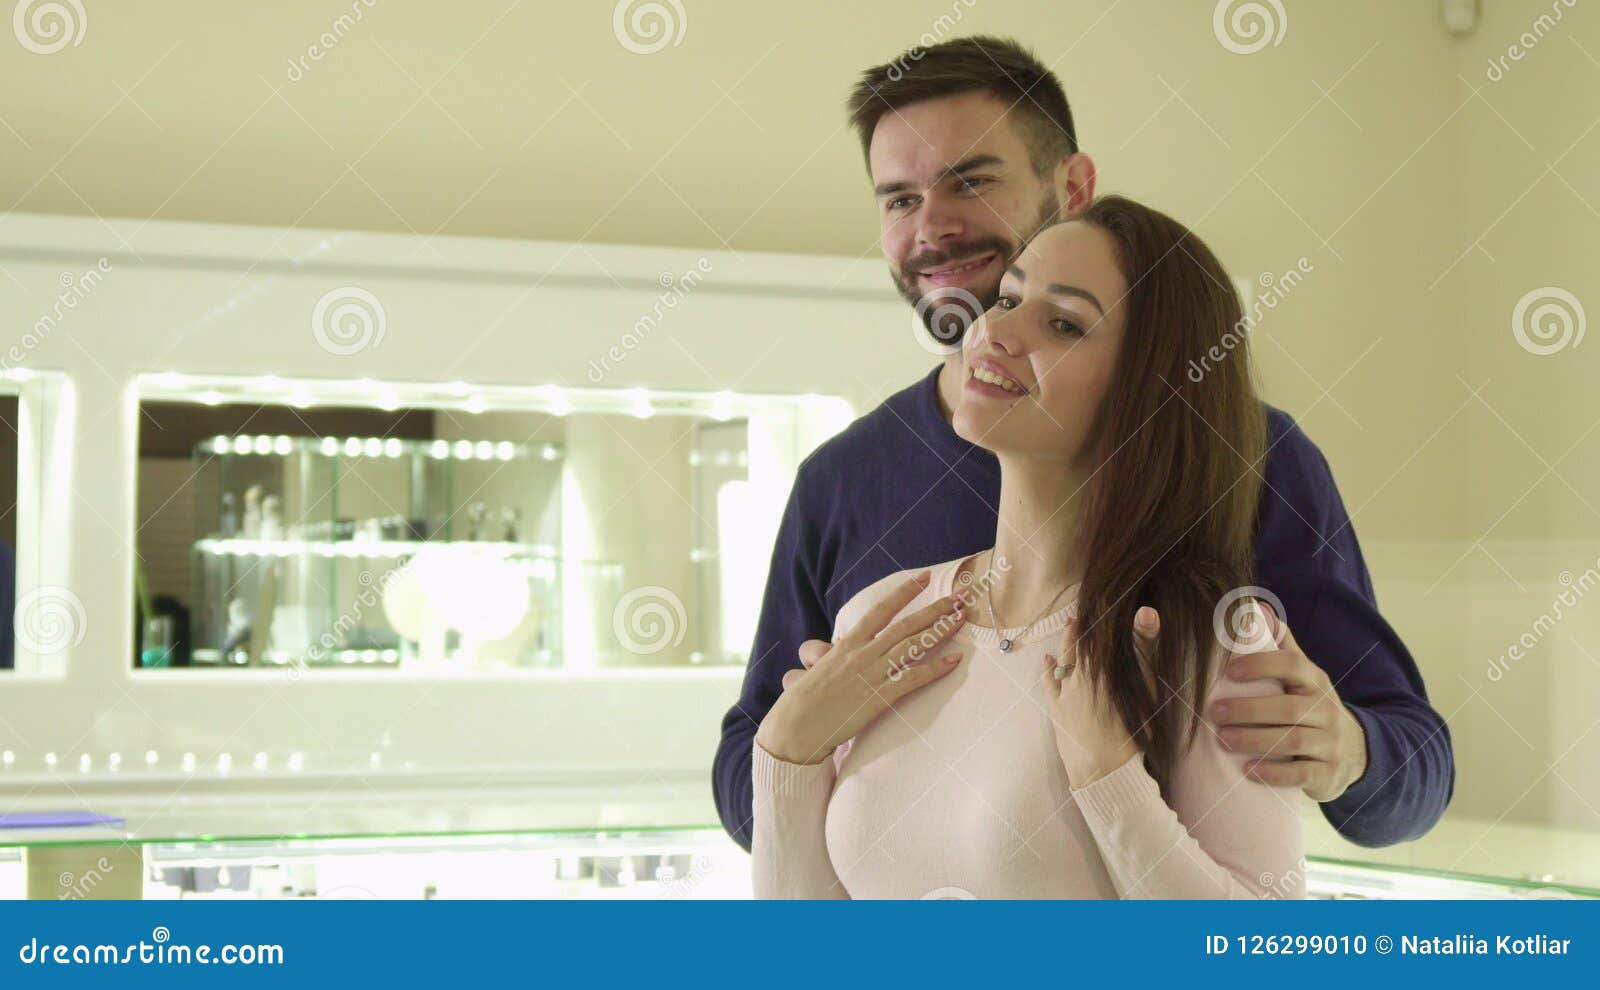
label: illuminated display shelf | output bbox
[193,538,561,559]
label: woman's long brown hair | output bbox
[1066,195,1267,801]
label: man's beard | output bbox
[896,192,1062,349]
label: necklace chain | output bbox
[980,550,1075,652]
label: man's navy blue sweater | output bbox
[713,364,1454,851]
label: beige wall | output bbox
[2,1,1596,838]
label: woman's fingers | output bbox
[838,571,933,648]
[883,648,964,694]
[781,668,804,691]
[1133,605,1159,659]
[876,594,967,666]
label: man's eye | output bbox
[957,177,988,192]
[887,196,915,211]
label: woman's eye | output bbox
[1051,319,1084,337]
[994,295,1017,310]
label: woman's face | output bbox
[952,220,1129,466]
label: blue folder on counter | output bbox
[0,811,125,829]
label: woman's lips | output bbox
[921,252,997,287]
[964,365,1029,401]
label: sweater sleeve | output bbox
[750,742,850,899]
[1071,609,1306,899]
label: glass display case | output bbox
[182,434,563,671]
[4,806,1596,900]
[131,377,841,675]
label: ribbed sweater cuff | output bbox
[1071,752,1161,823]
[752,741,837,800]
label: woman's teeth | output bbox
[972,367,1025,394]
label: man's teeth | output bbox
[972,367,1025,394]
[926,256,989,277]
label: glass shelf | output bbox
[2,787,1595,900]
[193,538,560,559]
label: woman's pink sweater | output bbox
[751,555,1307,899]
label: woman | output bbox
[751,195,1305,899]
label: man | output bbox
[713,35,1452,853]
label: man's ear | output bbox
[1055,152,1098,219]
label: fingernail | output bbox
[942,652,963,665]
[1211,702,1230,721]
[915,571,932,586]
[1225,660,1244,678]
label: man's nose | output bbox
[916,194,964,247]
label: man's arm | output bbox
[1252,410,1455,846]
[1290,579,1455,846]
[712,473,831,852]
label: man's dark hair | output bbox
[846,35,1079,176]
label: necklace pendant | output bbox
[998,638,1012,653]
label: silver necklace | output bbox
[981,551,1076,652]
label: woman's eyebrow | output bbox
[1005,264,1105,316]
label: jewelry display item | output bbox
[982,551,1075,654]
